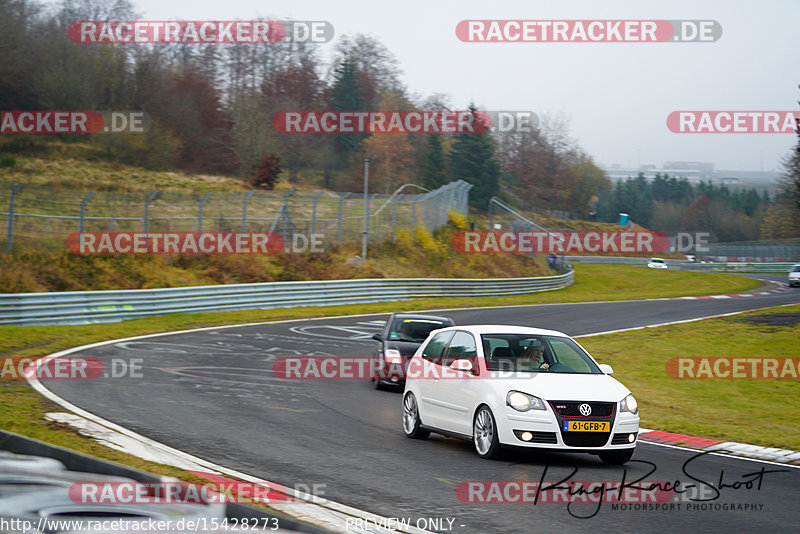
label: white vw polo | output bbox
[402,325,640,464]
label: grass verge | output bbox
[580,303,800,451]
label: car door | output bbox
[432,330,480,436]
[416,330,453,428]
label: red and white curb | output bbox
[638,428,800,465]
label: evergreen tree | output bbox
[448,104,500,209]
[328,59,368,166]
[422,134,448,190]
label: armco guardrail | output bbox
[0,269,574,326]
[564,256,795,273]
[677,262,796,273]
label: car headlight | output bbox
[620,393,638,415]
[384,349,403,364]
[506,391,546,412]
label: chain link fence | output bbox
[0,180,472,254]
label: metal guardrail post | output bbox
[144,191,158,233]
[6,182,23,253]
[197,193,212,232]
[79,192,95,233]
[241,190,256,232]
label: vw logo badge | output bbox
[579,403,592,416]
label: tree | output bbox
[448,104,500,209]
[250,154,281,189]
[422,134,448,190]
[328,59,368,166]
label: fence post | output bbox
[144,191,158,232]
[6,182,23,253]
[241,190,256,232]
[79,192,95,233]
[197,193,212,232]
[311,190,324,236]
[338,192,351,244]
[391,194,397,242]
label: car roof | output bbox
[389,313,454,323]
[431,324,568,337]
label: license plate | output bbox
[563,421,610,432]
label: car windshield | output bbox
[481,334,602,374]
[650,259,664,263]
[388,319,448,342]
[792,266,800,273]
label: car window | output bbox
[547,339,594,373]
[388,318,449,342]
[422,331,453,364]
[792,266,800,273]
[481,334,602,374]
[442,331,477,367]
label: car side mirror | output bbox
[450,359,474,372]
[599,364,614,375]
[372,333,382,342]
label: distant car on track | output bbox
[402,325,639,464]
[789,264,800,287]
[647,258,668,269]
[371,313,455,389]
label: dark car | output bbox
[371,313,455,389]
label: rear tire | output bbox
[599,448,635,465]
[402,393,429,439]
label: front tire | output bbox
[599,448,635,465]
[473,406,502,459]
[402,393,429,439]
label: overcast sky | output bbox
[132,0,799,173]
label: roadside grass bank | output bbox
[580,303,800,451]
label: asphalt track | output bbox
[41,274,800,533]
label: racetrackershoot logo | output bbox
[68,21,334,44]
[451,231,672,254]
[666,357,800,379]
[1,356,143,380]
[455,20,721,42]
[0,111,151,134]
[667,111,800,134]
[272,111,538,134]
[66,232,325,254]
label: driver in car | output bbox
[517,341,550,371]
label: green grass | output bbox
[580,304,800,450]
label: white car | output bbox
[402,325,639,464]
[789,264,800,287]
[647,258,668,269]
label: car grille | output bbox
[549,401,615,418]
[513,430,558,444]
[561,432,611,447]
[611,432,638,445]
